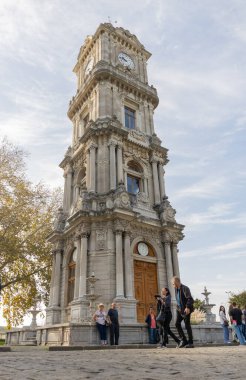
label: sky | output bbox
[0,0,246,325]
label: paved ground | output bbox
[0,345,245,380]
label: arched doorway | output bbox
[134,242,158,323]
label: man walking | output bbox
[172,276,194,348]
[107,303,120,345]
[229,302,246,345]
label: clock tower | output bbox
[46,23,184,337]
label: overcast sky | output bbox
[1,0,246,325]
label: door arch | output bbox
[133,242,158,323]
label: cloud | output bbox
[182,238,246,259]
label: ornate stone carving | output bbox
[114,191,131,209]
[128,130,148,146]
[53,208,66,232]
[159,199,176,224]
[96,230,106,250]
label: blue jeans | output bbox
[221,324,230,343]
[234,324,246,345]
[96,323,107,341]
[149,328,156,344]
[242,323,246,339]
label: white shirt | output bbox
[219,310,227,324]
[94,310,106,325]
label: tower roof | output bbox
[74,23,151,73]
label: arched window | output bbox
[67,249,77,304]
[127,160,143,194]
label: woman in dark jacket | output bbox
[158,287,180,348]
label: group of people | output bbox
[219,303,246,345]
[94,276,194,348]
[94,276,245,348]
[93,302,119,346]
[145,276,194,348]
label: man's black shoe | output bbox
[178,340,188,348]
[185,343,194,348]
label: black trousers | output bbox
[163,312,180,346]
[109,323,119,345]
[175,310,193,344]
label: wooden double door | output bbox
[134,260,158,323]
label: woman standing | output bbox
[93,303,107,345]
[145,306,157,344]
[157,287,180,348]
[219,305,231,344]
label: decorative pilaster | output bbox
[164,241,175,299]
[117,144,124,185]
[79,232,89,299]
[86,149,90,190]
[52,249,62,306]
[89,145,96,192]
[109,141,116,190]
[63,166,72,212]
[151,159,161,204]
[115,226,124,298]
[48,251,56,307]
[74,236,81,299]
[172,243,180,278]
[158,163,166,200]
[124,231,134,299]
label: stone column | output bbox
[144,178,148,196]
[86,149,90,190]
[124,231,134,299]
[152,159,160,204]
[172,243,180,278]
[109,141,116,190]
[74,236,81,299]
[74,185,80,203]
[117,144,124,185]
[52,249,62,306]
[115,229,124,298]
[164,242,175,299]
[66,167,73,210]
[62,173,67,211]
[79,232,88,299]
[89,145,96,193]
[48,251,56,306]
[158,163,166,200]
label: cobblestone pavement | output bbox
[0,346,245,380]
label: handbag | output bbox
[224,320,229,327]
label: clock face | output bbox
[85,57,94,76]
[137,242,149,257]
[118,52,134,69]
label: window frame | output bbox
[124,106,136,130]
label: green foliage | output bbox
[0,138,62,328]
[229,291,246,309]
[193,298,205,311]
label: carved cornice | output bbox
[68,62,158,119]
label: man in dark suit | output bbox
[172,276,194,348]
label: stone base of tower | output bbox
[69,299,90,323]
[45,306,62,325]
[113,298,138,324]
[35,323,150,346]
[32,322,226,347]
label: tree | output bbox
[193,298,205,311]
[229,291,246,308]
[0,139,61,328]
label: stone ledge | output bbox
[49,342,239,351]
[0,346,11,352]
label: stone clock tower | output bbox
[45,23,184,344]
